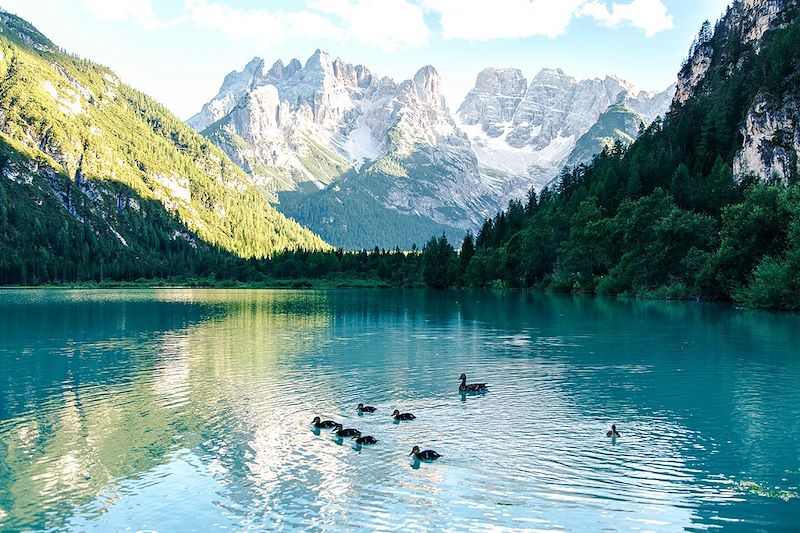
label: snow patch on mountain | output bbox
[342,122,382,167]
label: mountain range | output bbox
[188,53,674,248]
[456,67,674,198]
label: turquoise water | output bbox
[1,289,799,532]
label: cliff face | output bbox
[676,1,788,105]
[735,91,800,181]
[674,0,800,182]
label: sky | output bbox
[0,0,732,120]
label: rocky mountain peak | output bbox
[305,48,327,68]
[478,68,527,96]
[413,65,439,84]
[411,65,444,106]
[457,68,527,138]
[268,59,285,79]
[244,56,265,73]
[286,58,302,76]
[187,56,268,131]
[531,68,574,85]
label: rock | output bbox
[187,57,268,131]
[458,68,527,138]
[734,92,800,182]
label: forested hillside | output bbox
[455,1,800,309]
[0,12,326,284]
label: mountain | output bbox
[456,67,675,204]
[191,51,675,249]
[564,97,648,168]
[0,11,327,283]
[189,52,375,199]
[455,0,800,309]
[676,0,799,182]
[190,51,497,249]
[278,64,499,249]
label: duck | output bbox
[392,409,416,421]
[459,373,488,392]
[409,446,441,461]
[333,424,361,439]
[355,435,378,445]
[458,374,489,392]
[312,416,339,429]
[606,424,621,438]
[356,403,377,413]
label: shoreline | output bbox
[0,281,746,306]
[0,278,404,290]
[0,283,790,313]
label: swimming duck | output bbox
[409,446,440,461]
[333,424,361,438]
[392,410,416,421]
[606,424,621,438]
[459,373,488,392]
[312,416,339,429]
[356,403,377,413]
[355,435,378,445]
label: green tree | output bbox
[422,234,458,289]
[460,231,475,275]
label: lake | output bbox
[1,289,799,531]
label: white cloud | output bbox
[311,0,430,50]
[581,0,673,37]
[424,0,586,40]
[82,0,165,30]
[183,0,342,45]
[183,0,427,52]
[424,0,672,40]
[82,0,671,48]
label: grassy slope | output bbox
[0,11,327,261]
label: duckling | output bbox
[356,403,377,413]
[459,373,488,392]
[355,435,378,445]
[333,424,361,439]
[606,424,621,438]
[392,409,416,421]
[312,416,338,429]
[409,446,440,461]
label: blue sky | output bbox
[1,0,732,119]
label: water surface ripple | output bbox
[1,289,799,531]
